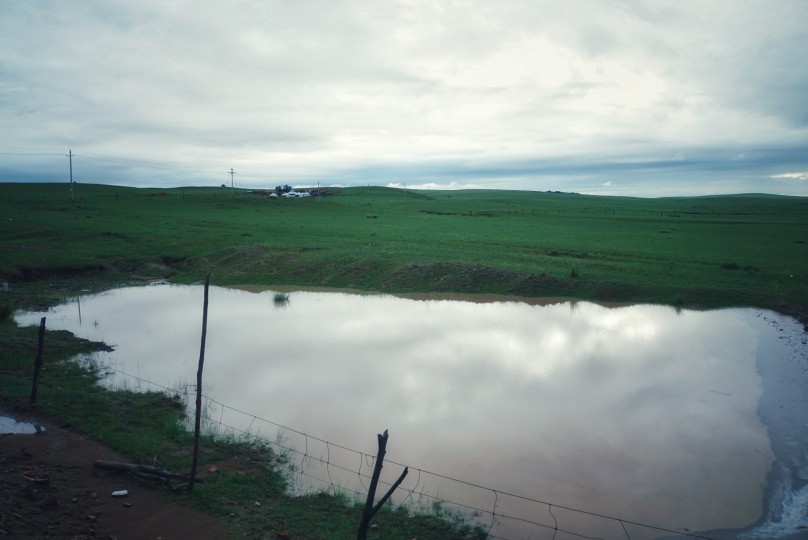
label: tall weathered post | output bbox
[189,274,210,492]
[29,317,46,404]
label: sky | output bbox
[1,0,807,197]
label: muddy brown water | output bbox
[15,285,808,539]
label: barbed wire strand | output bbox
[97,364,715,540]
[186,408,690,539]
[197,395,714,540]
[89,371,632,538]
[186,410,613,539]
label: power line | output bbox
[1,148,287,186]
[0,151,64,156]
[78,150,223,174]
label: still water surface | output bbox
[15,286,808,539]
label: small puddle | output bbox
[0,415,44,434]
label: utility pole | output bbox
[229,168,236,190]
[67,149,74,201]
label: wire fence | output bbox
[97,362,715,540]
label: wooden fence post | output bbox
[29,317,46,404]
[189,274,210,492]
[357,429,409,540]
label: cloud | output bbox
[387,181,486,191]
[1,1,807,196]
[771,172,808,181]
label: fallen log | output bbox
[94,460,204,488]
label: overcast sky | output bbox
[1,1,807,196]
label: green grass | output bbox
[1,182,806,322]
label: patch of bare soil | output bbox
[0,411,226,539]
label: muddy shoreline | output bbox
[693,311,808,540]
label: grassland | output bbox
[1,182,806,321]
[1,182,807,538]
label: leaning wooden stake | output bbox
[189,274,210,492]
[357,429,409,540]
[29,317,46,404]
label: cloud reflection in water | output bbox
[16,286,780,537]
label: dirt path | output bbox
[0,410,227,539]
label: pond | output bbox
[14,285,808,540]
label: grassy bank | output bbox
[1,183,806,322]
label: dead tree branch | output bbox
[357,429,409,540]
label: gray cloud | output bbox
[1,0,807,196]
